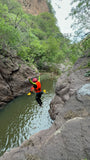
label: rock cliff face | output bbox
[0,56,90,160]
[0,50,38,108]
[49,56,90,121]
[18,0,49,15]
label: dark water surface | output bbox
[0,74,56,156]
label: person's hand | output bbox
[39,73,42,76]
[28,76,31,80]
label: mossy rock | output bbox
[25,154,40,160]
[64,110,79,120]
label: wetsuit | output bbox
[29,76,43,106]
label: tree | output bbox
[0,0,72,69]
[0,3,20,50]
[69,0,90,39]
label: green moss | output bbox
[25,154,40,160]
[84,71,90,77]
[64,111,79,120]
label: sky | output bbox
[51,0,75,40]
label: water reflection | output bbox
[0,76,56,156]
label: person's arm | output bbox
[29,78,37,88]
[38,75,40,82]
[29,79,35,85]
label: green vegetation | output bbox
[0,0,89,72]
[84,71,90,77]
[69,0,90,39]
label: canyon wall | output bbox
[18,0,49,15]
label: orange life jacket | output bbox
[34,81,41,93]
[30,86,34,92]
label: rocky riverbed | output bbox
[0,55,90,160]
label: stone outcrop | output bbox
[18,0,49,15]
[0,117,90,160]
[0,56,90,160]
[49,56,90,122]
[0,50,38,108]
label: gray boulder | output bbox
[0,51,38,108]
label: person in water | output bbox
[28,75,43,106]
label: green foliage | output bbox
[69,54,78,64]
[80,35,90,56]
[0,0,89,72]
[0,1,21,49]
[17,46,31,62]
[70,0,90,39]
[0,0,23,14]
[46,0,54,13]
[54,50,65,62]
[84,71,90,77]
[0,17,20,49]
[0,0,70,68]
[36,12,59,38]
[31,28,46,40]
